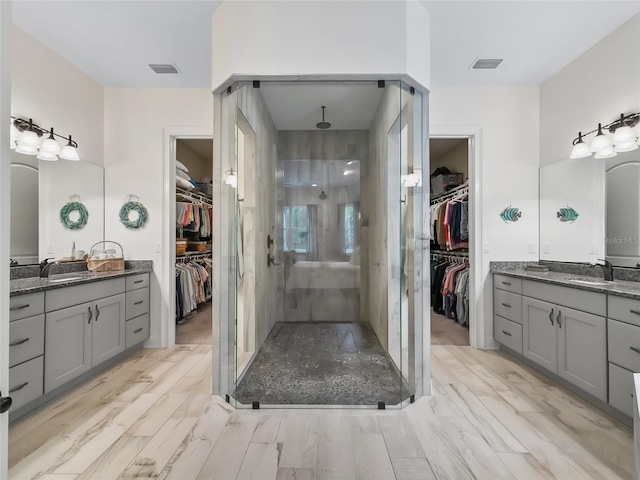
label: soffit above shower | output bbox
[260,83,385,131]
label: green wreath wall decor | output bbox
[59,201,89,230]
[119,197,148,229]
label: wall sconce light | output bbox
[570,112,639,159]
[11,116,80,161]
[225,168,237,189]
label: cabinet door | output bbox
[91,293,126,366]
[557,306,606,401]
[523,297,557,372]
[45,303,92,393]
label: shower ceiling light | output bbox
[319,190,327,200]
[316,106,331,129]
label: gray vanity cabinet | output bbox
[44,302,92,393]
[45,294,126,393]
[44,293,125,393]
[522,297,557,372]
[522,296,607,401]
[44,279,126,394]
[91,294,126,366]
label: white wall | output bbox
[540,14,640,167]
[12,26,104,166]
[211,0,430,92]
[176,141,211,183]
[431,141,468,179]
[430,85,540,347]
[104,88,213,347]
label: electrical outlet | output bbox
[155,242,161,253]
[528,242,535,254]
[543,242,551,254]
[483,242,489,253]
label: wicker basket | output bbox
[87,241,125,272]
[187,241,207,252]
[176,238,187,255]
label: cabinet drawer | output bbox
[126,273,149,291]
[523,280,606,317]
[126,313,149,349]
[608,295,640,327]
[494,274,522,294]
[10,292,44,321]
[609,362,634,418]
[608,319,640,372]
[46,278,125,312]
[126,287,149,320]
[494,289,522,324]
[9,314,45,368]
[494,315,523,354]
[9,355,44,413]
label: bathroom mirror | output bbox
[606,149,640,267]
[10,150,104,265]
[539,148,640,267]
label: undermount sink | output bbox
[567,277,613,286]
[47,276,84,283]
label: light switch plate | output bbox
[155,242,161,253]
[528,242,535,254]
[483,242,489,253]
[543,242,551,254]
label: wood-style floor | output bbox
[9,343,633,479]
[431,311,470,346]
[175,302,212,345]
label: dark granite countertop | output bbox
[11,261,152,297]
[491,262,640,300]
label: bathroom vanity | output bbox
[8,267,151,421]
[492,264,640,425]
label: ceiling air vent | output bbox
[149,63,180,74]
[471,58,503,70]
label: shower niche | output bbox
[216,80,427,408]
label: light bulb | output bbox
[40,128,61,155]
[59,135,80,161]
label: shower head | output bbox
[316,106,331,130]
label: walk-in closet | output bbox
[175,139,213,344]
[429,138,471,346]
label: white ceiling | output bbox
[261,82,384,130]
[284,160,361,188]
[11,1,640,90]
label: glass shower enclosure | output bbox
[217,80,426,408]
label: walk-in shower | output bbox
[217,80,426,408]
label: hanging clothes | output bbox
[175,258,213,323]
[430,189,469,252]
[430,258,470,326]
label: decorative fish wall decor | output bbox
[557,206,579,223]
[499,206,522,223]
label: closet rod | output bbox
[176,250,212,263]
[431,250,469,263]
[430,182,469,205]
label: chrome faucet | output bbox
[39,258,56,278]
[594,258,614,281]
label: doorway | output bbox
[429,138,471,347]
[173,137,213,346]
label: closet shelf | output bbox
[176,186,212,208]
[430,182,468,204]
[177,249,212,259]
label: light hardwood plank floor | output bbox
[8,344,633,480]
